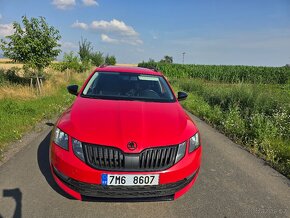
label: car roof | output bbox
[94,65,163,76]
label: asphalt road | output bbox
[0,113,289,218]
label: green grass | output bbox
[0,74,85,157]
[170,78,290,178]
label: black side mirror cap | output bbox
[177,91,188,101]
[67,85,79,96]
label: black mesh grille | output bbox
[83,144,125,170]
[140,146,178,169]
[82,143,178,171]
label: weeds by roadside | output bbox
[171,78,290,178]
[0,69,87,158]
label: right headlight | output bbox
[189,132,200,153]
[175,141,186,163]
[53,128,69,150]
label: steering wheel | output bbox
[140,89,160,98]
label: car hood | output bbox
[58,97,197,153]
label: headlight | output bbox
[175,141,186,163]
[189,132,200,153]
[53,128,69,150]
[72,138,85,161]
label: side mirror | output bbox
[67,85,79,96]
[177,91,188,101]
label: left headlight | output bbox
[189,132,200,153]
[53,128,69,150]
[72,138,85,162]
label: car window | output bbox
[82,72,175,102]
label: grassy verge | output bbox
[170,78,290,178]
[0,70,87,157]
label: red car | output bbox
[50,66,202,201]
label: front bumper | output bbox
[50,141,201,201]
[52,165,199,201]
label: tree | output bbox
[78,37,93,63]
[105,55,116,65]
[90,51,104,66]
[160,55,173,64]
[78,37,117,66]
[0,16,61,74]
[63,52,81,71]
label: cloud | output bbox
[82,0,98,6]
[52,0,76,10]
[0,23,14,37]
[100,34,143,45]
[101,34,118,44]
[90,19,138,36]
[125,38,143,46]
[71,20,88,30]
[72,19,143,46]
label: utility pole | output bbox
[182,52,186,64]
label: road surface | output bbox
[0,113,289,218]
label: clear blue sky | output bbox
[0,0,290,66]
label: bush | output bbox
[90,52,104,66]
[50,52,90,73]
[105,55,116,65]
[0,67,31,85]
[224,106,246,140]
[0,69,6,84]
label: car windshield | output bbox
[82,72,175,102]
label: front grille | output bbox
[82,143,178,171]
[139,146,177,169]
[84,144,125,169]
[52,165,197,200]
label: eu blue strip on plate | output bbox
[101,174,108,186]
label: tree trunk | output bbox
[36,75,42,94]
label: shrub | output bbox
[0,67,30,85]
[105,55,116,65]
[91,52,104,66]
[50,52,90,73]
[224,106,246,140]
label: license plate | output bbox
[102,174,159,186]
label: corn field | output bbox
[138,62,290,84]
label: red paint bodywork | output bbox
[50,66,202,200]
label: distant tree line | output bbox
[55,38,117,72]
[146,55,174,65]
[78,37,116,66]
